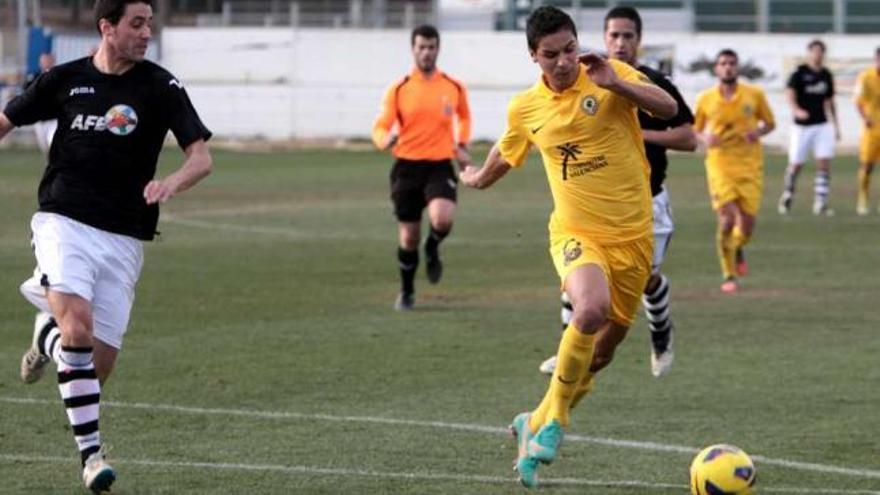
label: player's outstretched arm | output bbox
[579,53,676,119]
[144,139,213,205]
[0,113,14,142]
[642,124,697,152]
[460,145,511,190]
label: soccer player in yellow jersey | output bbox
[855,47,880,215]
[694,49,775,294]
[460,6,676,488]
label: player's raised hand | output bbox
[144,179,175,204]
[579,52,618,89]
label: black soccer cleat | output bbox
[394,291,415,311]
[425,254,443,284]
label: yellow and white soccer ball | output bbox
[689,444,757,495]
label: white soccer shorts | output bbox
[19,212,144,349]
[652,187,674,275]
[789,122,835,165]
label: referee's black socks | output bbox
[425,226,450,259]
[398,247,419,295]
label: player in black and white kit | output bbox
[0,0,212,491]
[778,40,840,216]
[539,6,696,378]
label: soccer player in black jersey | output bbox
[0,0,212,491]
[539,6,696,378]
[778,40,839,216]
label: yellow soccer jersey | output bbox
[694,82,775,175]
[497,60,652,245]
[855,68,880,138]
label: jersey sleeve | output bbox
[371,82,399,149]
[786,69,800,90]
[496,98,530,168]
[612,60,656,114]
[613,59,653,87]
[854,72,868,105]
[656,75,694,128]
[164,76,212,149]
[692,93,707,132]
[827,71,835,98]
[455,83,472,146]
[3,69,60,125]
[755,89,775,127]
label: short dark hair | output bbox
[411,24,439,46]
[604,6,642,37]
[875,46,880,56]
[715,48,738,64]
[808,39,826,52]
[526,6,577,51]
[94,0,152,34]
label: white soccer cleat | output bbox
[857,204,870,216]
[20,312,54,384]
[777,194,792,215]
[650,332,674,378]
[812,203,834,217]
[538,355,556,375]
[82,447,116,494]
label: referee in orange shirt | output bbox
[372,24,473,310]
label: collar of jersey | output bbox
[409,66,442,81]
[534,66,587,100]
[715,82,743,103]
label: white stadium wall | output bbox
[161,27,878,148]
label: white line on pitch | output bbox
[2,396,879,481]
[0,454,878,494]
[160,216,878,253]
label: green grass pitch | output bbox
[0,147,878,494]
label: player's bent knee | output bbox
[570,305,608,334]
[58,318,93,346]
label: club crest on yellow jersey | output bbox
[563,239,583,266]
[581,96,599,116]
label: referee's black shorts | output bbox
[390,158,458,222]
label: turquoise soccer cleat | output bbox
[510,412,540,488]
[528,419,564,465]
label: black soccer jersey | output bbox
[4,57,211,241]
[787,64,834,126]
[637,65,695,197]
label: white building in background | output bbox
[160,27,876,149]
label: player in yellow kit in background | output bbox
[855,47,880,215]
[460,6,676,488]
[694,49,775,294]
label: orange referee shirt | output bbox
[372,67,471,161]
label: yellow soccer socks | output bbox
[858,166,872,213]
[731,225,751,250]
[529,324,595,431]
[716,226,737,280]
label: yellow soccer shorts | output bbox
[706,167,764,217]
[859,134,880,164]
[550,232,653,327]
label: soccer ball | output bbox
[689,444,757,495]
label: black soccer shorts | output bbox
[389,158,458,222]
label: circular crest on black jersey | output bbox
[105,104,139,136]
